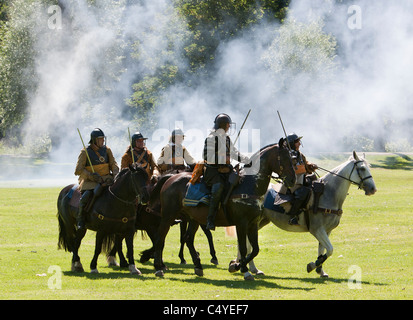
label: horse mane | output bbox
[319,154,370,183]
[249,143,278,162]
[115,164,147,182]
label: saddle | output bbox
[272,180,325,214]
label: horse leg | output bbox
[125,230,141,275]
[140,228,157,264]
[200,224,219,265]
[185,220,203,276]
[71,228,86,272]
[307,228,333,277]
[246,234,264,276]
[90,231,104,273]
[179,220,188,264]
[154,220,171,277]
[107,234,126,268]
[243,223,260,280]
[236,224,254,281]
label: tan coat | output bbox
[74,145,119,191]
[121,146,159,180]
[157,143,196,173]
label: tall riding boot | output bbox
[287,199,304,225]
[77,190,92,230]
[206,183,225,231]
[287,187,311,226]
[85,184,104,212]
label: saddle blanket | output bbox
[263,188,287,213]
[183,181,211,207]
[67,184,81,208]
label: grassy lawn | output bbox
[0,154,412,300]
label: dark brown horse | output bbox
[106,172,218,268]
[57,164,149,274]
[153,139,296,280]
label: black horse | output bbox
[106,172,219,268]
[153,140,296,280]
[57,164,149,274]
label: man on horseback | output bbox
[157,128,196,174]
[203,113,251,230]
[282,133,318,225]
[74,128,120,230]
[121,131,159,183]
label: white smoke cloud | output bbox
[6,0,413,185]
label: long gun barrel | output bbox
[77,128,95,173]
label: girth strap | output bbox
[93,211,136,223]
[317,207,343,216]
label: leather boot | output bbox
[287,187,311,226]
[77,190,92,230]
[206,183,224,231]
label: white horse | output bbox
[231,151,377,278]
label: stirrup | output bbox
[288,216,299,226]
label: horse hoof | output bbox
[71,261,84,273]
[210,258,219,265]
[155,270,164,277]
[107,256,119,267]
[228,260,239,273]
[194,268,204,277]
[90,269,99,274]
[129,265,142,275]
[254,270,265,276]
[307,262,316,273]
[244,272,255,281]
[180,260,187,265]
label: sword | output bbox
[277,110,292,151]
[233,108,251,145]
[128,127,135,163]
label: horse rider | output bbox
[74,128,119,230]
[121,131,159,183]
[281,133,318,225]
[203,113,251,230]
[157,128,196,174]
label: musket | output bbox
[233,108,251,145]
[128,127,135,163]
[77,128,95,173]
[277,110,292,151]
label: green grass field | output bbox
[0,154,412,300]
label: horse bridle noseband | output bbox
[318,160,373,190]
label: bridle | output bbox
[108,169,146,206]
[318,160,373,190]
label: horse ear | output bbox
[353,150,360,161]
[278,137,285,148]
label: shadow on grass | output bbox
[371,154,413,170]
[62,260,388,291]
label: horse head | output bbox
[277,138,296,188]
[129,163,150,205]
[350,151,377,196]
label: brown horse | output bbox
[57,164,149,274]
[153,139,296,280]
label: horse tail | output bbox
[57,186,76,252]
[102,234,116,255]
[140,230,148,240]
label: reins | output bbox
[317,160,372,190]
